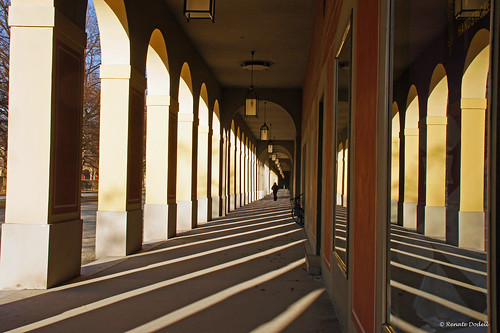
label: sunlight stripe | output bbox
[249,288,325,333]
[126,259,306,332]
[390,280,487,321]
[391,233,487,262]
[48,228,301,292]
[389,314,428,333]
[174,215,292,240]
[391,239,487,264]
[130,220,295,258]
[5,241,306,333]
[208,209,290,224]
[390,261,487,293]
[391,248,486,276]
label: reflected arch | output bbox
[403,85,419,230]
[391,102,400,224]
[459,29,490,251]
[425,64,448,239]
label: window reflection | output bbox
[334,20,352,273]
[389,0,490,330]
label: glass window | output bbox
[334,19,352,273]
[388,0,491,330]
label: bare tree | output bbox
[82,3,101,187]
[0,0,9,193]
[0,1,102,190]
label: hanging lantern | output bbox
[184,0,215,22]
[245,51,258,117]
[271,153,277,161]
[455,0,489,18]
[267,140,274,153]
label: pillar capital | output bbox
[146,94,170,107]
[9,4,54,28]
[426,116,447,125]
[404,128,419,136]
[178,113,194,122]
[461,98,487,109]
[100,64,131,80]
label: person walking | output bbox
[271,182,279,201]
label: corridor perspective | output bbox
[0,194,340,332]
[0,0,499,332]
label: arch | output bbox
[212,100,221,134]
[403,85,419,230]
[180,62,193,96]
[337,142,344,206]
[197,83,210,223]
[229,121,236,210]
[93,0,130,65]
[179,63,194,114]
[146,29,170,96]
[236,128,242,208]
[459,29,490,251]
[176,62,195,231]
[425,65,448,239]
[211,100,221,216]
[144,28,171,241]
[391,102,400,223]
[343,139,349,208]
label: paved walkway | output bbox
[0,194,341,332]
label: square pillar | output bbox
[0,6,86,289]
[96,67,145,258]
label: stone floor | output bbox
[0,194,341,332]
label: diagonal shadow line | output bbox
[47,228,302,293]
[176,212,292,235]
[125,258,307,332]
[249,288,326,333]
[125,220,296,258]
[4,240,306,333]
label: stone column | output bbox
[144,95,171,242]
[96,66,145,258]
[403,128,419,230]
[176,112,194,231]
[459,98,486,250]
[197,124,210,224]
[425,116,447,239]
[211,133,221,218]
[0,5,86,289]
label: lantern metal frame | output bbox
[184,0,216,22]
[245,51,259,117]
[260,101,269,140]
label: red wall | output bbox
[351,0,379,331]
[302,0,380,331]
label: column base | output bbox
[96,209,143,258]
[336,194,342,205]
[236,194,241,208]
[424,206,446,240]
[458,211,485,251]
[391,200,398,223]
[177,200,193,232]
[211,196,220,219]
[229,194,236,211]
[167,203,177,238]
[197,197,208,225]
[0,219,82,289]
[403,202,417,230]
[143,204,169,242]
[221,195,227,216]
